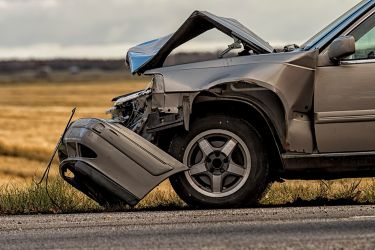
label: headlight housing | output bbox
[152,74,165,93]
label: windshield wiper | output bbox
[219,37,242,58]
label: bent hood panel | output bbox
[126,10,274,74]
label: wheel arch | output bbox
[190,89,286,177]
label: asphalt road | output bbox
[0,205,374,250]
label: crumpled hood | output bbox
[126,10,274,74]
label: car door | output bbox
[315,11,375,153]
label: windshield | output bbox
[301,0,373,50]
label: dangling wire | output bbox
[34,107,77,211]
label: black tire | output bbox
[169,114,269,208]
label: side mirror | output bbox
[328,36,355,63]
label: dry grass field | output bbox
[0,79,146,184]
[0,79,374,214]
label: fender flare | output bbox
[191,92,286,171]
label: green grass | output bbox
[1,178,374,215]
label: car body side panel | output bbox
[146,51,317,116]
[146,50,318,152]
[315,61,375,152]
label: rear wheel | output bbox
[169,114,269,208]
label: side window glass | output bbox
[346,13,375,60]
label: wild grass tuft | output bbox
[260,179,375,206]
[0,178,101,214]
[135,183,186,210]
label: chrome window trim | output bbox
[343,7,375,36]
[341,58,375,64]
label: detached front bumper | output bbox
[58,118,188,207]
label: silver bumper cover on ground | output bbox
[58,118,188,206]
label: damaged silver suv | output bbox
[59,0,375,208]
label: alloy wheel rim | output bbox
[183,129,251,198]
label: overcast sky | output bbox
[0,0,362,59]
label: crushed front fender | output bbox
[58,118,188,207]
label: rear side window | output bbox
[347,13,375,60]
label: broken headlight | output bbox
[106,88,151,132]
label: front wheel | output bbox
[169,114,269,208]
